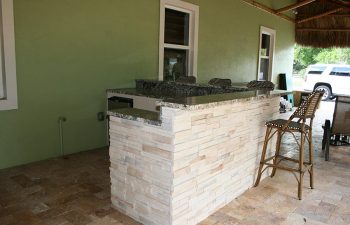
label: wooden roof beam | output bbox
[242,0,295,23]
[330,0,350,7]
[297,14,350,18]
[276,0,316,14]
[297,7,344,24]
[297,28,350,32]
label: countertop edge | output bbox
[158,90,292,110]
[107,90,291,125]
[107,108,161,126]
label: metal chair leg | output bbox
[298,131,305,200]
[322,124,326,150]
[298,172,304,200]
[271,130,282,178]
[254,127,272,187]
[324,120,331,161]
[308,129,314,189]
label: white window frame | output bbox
[159,0,199,81]
[257,26,275,81]
[0,0,17,111]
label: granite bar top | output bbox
[107,80,249,99]
[107,88,290,110]
[107,80,291,123]
[158,89,291,110]
[107,108,161,126]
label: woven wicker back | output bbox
[292,90,324,119]
[332,96,350,134]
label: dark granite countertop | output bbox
[106,87,251,99]
[108,108,161,126]
[108,88,291,109]
[158,90,291,110]
[107,80,292,124]
[107,80,249,99]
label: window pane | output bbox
[309,66,326,74]
[259,58,269,80]
[0,56,4,99]
[0,78,4,99]
[261,34,270,56]
[165,8,189,45]
[163,48,188,81]
[309,71,323,75]
[330,67,350,77]
[0,14,4,99]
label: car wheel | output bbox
[315,85,331,101]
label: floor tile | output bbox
[0,101,349,225]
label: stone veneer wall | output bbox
[109,96,280,225]
[109,116,174,225]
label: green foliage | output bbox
[293,45,350,75]
[315,48,350,65]
[293,45,322,73]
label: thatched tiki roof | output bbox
[295,0,350,48]
[243,0,350,48]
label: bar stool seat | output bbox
[266,119,311,131]
[254,91,324,200]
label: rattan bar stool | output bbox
[254,91,324,200]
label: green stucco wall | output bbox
[0,0,294,169]
[186,0,295,83]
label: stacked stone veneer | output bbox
[109,96,280,225]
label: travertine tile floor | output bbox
[0,101,349,225]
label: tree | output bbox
[293,45,323,73]
[315,48,350,64]
[294,45,350,75]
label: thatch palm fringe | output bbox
[296,0,350,48]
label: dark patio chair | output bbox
[322,96,350,161]
[254,90,324,200]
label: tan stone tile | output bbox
[1,101,349,225]
[31,202,50,214]
[142,144,172,160]
[11,210,41,225]
[281,212,306,225]
[10,174,35,188]
[108,210,142,225]
[79,183,103,194]
[63,210,92,225]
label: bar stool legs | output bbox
[308,129,314,189]
[254,127,272,187]
[254,126,314,200]
[298,130,305,200]
[271,130,282,178]
[254,90,323,200]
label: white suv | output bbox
[304,64,350,100]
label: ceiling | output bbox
[243,0,350,48]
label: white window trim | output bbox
[158,0,199,81]
[0,0,17,111]
[257,26,276,81]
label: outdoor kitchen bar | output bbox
[107,79,289,225]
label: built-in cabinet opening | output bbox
[258,26,275,81]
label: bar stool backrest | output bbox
[291,90,324,120]
[331,96,350,135]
